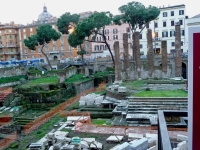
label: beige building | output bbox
[0,22,20,61]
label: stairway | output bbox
[126,99,188,126]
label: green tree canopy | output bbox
[67,12,115,64]
[113,1,160,32]
[57,12,80,34]
[24,24,61,70]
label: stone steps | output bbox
[128,110,158,114]
[128,105,187,109]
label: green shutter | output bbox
[10,35,12,39]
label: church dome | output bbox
[38,5,53,22]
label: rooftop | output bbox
[159,4,185,9]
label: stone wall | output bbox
[106,88,127,100]
[0,81,20,88]
[73,79,94,95]
[0,66,27,78]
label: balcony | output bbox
[0,44,4,48]
[153,37,162,41]
[7,44,18,48]
[158,110,187,150]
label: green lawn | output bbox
[92,119,112,126]
[134,90,188,97]
[20,76,58,88]
[120,80,146,89]
[65,74,91,83]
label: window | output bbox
[9,30,12,33]
[179,10,184,15]
[162,31,168,37]
[163,12,167,17]
[23,29,26,32]
[154,22,158,28]
[179,20,183,25]
[23,34,26,39]
[171,42,175,46]
[113,35,118,40]
[30,28,33,32]
[0,36,1,39]
[171,11,174,16]
[31,50,34,53]
[30,33,33,36]
[154,32,158,37]
[24,56,28,59]
[85,42,90,50]
[99,30,103,34]
[61,45,64,50]
[38,47,41,53]
[139,26,142,29]
[99,36,102,41]
[106,36,109,40]
[94,45,99,51]
[9,41,13,45]
[113,29,118,34]
[53,45,56,51]
[181,41,183,46]
[163,21,166,27]
[10,56,14,59]
[170,31,175,37]
[100,45,104,50]
[181,30,185,36]
[146,23,149,29]
[60,38,64,43]
[139,34,142,39]
[32,56,34,58]
[126,27,130,32]
[10,49,13,52]
[45,46,49,51]
[105,29,109,35]
[96,37,98,41]
[140,44,143,48]
[105,45,110,50]
[10,35,12,39]
[53,40,56,44]
[128,34,130,39]
[171,21,174,26]
[24,48,28,54]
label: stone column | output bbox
[175,22,182,77]
[123,33,130,79]
[161,41,167,73]
[114,41,122,83]
[147,29,154,77]
[133,32,141,79]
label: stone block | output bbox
[177,134,188,142]
[116,142,132,150]
[90,141,103,150]
[130,138,148,150]
[94,96,104,104]
[148,145,157,150]
[128,133,143,140]
[79,101,85,106]
[80,141,89,149]
[148,138,156,148]
[118,87,126,93]
[176,141,187,150]
[145,133,157,139]
[111,85,120,91]
[106,135,124,143]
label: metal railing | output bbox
[158,110,188,150]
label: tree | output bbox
[24,24,61,70]
[67,12,115,65]
[77,45,86,64]
[115,2,160,58]
[113,1,160,77]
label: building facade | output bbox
[0,22,20,61]
[91,4,187,59]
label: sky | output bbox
[0,0,199,25]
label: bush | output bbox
[0,75,27,84]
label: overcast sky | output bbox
[0,0,199,25]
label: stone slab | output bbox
[90,141,103,149]
[177,134,188,142]
[128,133,143,140]
[106,135,124,143]
[130,138,148,150]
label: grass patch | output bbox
[0,75,27,84]
[92,90,106,95]
[61,128,73,133]
[94,71,113,77]
[92,119,112,126]
[120,80,146,89]
[65,74,91,83]
[20,76,58,88]
[134,90,188,97]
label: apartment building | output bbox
[0,22,20,61]
[91,4,187,59]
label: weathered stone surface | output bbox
[175,23,182,77]
[106,135,124,143]
[128,133,143,140]
[161,41,167,73]
[130,138,148,150]
[133,32,141,78]
[114,41,122,82]
[118,87,126,93]
[147,29,154,77]
[123,33,130,79]
[177,134,188,142]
